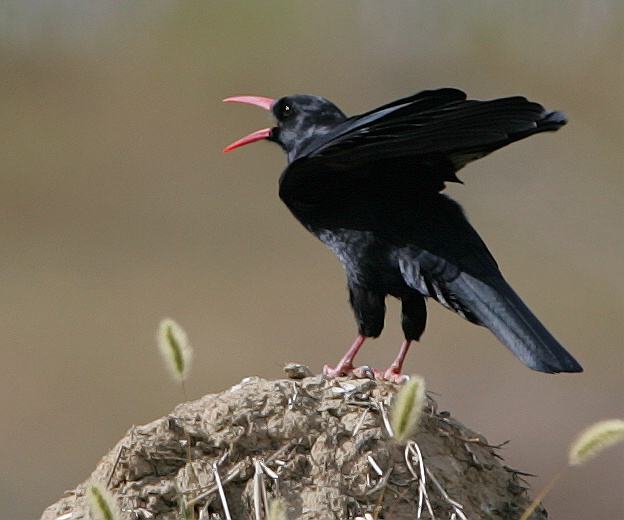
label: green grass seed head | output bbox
[157,318,193,383]
[266,499,287,520]
[568,418,624,466]
[520,418,624,520]
[86,481,123,520]
[390,375,426,443]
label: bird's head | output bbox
[223,94,346,161]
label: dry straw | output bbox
[390,375,426,443]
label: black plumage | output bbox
[223,88,582,381]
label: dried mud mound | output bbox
[41,370,546,520]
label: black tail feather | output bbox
[448,272,582,373]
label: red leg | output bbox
[323,335,367,378]
[380,339,411,383]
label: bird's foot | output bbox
[323,363,374,379]
[374,367,410,384]
[323,363,407,383]
[322,363,353,378]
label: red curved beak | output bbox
[222,96,275,153]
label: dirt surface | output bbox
[41,368,546,519]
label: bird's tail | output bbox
[448,272,582,373]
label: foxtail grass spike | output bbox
[86,481,123,520]
[390,375,426,443]
[157,318,193,383]
[520,418,624,520]
[568,418,624,466]
[265,499,287,520]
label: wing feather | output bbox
[293,89,565,174]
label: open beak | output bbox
[222,96,275,153]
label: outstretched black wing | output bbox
[291,87,566,174]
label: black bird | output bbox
[223,88,582,381]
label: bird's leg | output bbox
[375,292,425,383]
[378,339,412,383]
[323,334,367,378]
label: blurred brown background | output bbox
[1,2,622,519]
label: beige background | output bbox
[1,3,622,519]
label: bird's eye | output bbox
[277,102,294,120]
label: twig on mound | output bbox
[106,427,137,488]
[352,407,370,436]
[405,441,433,519]
[252,458,279,520]
[372,398,394,438]
[253,459,265,520]
[426,467,467,520]
[187,441,295,508]
[212,462,232,520]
